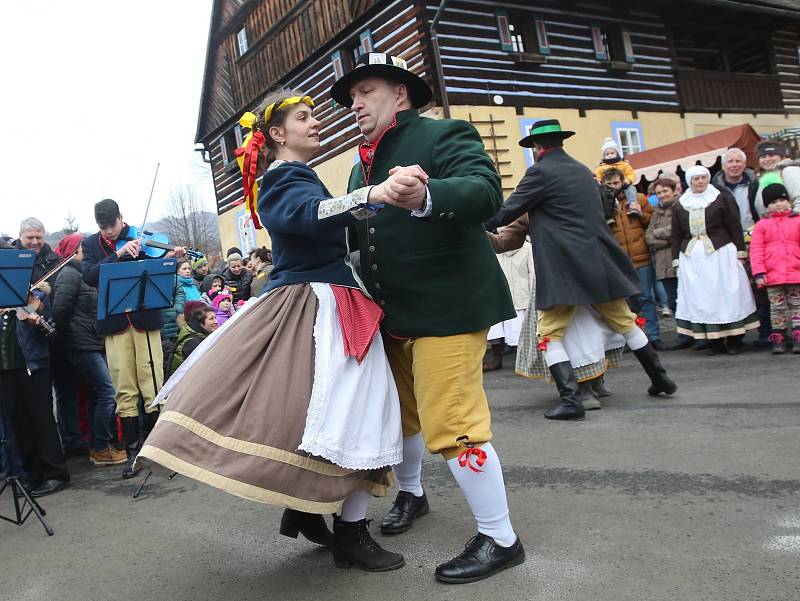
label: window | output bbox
[591,25,635,66]
[237,27,248,56]
[496,10,549,61]
[218,127,239,169]
[519,117,545,167]
[237,210,257,254]
[331,50,346,80]
[612,122,644,157]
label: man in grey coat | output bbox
[486,119,677,420]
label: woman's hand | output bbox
[370,165,429,210]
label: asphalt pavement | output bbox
[1,331,799,601]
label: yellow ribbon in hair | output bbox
[263,95,314,124]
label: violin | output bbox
[15,293,55,337]
[116,226,202,260]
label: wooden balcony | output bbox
[677,70,784,113]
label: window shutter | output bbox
[621,29,636,63]
[535,20,550,55]
[496,9,514,52]
[359,29,374,55]
[591,26,609,61]
[331,50,345,80]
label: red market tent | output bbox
[627,124,762,184]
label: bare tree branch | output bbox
[159,185,221,257]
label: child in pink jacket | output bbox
[749,183,800,354]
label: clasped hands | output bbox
[369,165,429,211]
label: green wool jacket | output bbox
[348,110,514,337]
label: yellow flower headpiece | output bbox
[262,95,314,124]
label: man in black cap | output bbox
[331,52,524,584]
[486,119,677,420]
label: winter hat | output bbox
[601,137,621,157]
[762,183,790,207]
[183,300,207,322]
[212,290,232,309]
[684,165,711,186]
[759,171,784,189]
[757,141,789,158]
[226,247,243,259]
[55,233,83,259]
[191,256,208,271]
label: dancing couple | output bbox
[138,54,524,584]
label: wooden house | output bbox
[195,0,800,252]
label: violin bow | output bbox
[137,162,161,245]
[29,250,78,291]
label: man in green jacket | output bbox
[330,52,524,584]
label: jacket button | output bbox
[371,264,378,271]
[379,300,386,306]
[375,282,381,289]
[447,212,455,219]
[439,212,446,219]
[369,245,375,252]
[369,227,375,234]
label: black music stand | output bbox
[0,249,54,536]
[98,259,176,498]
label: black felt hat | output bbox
[329,53,432,109]
[519,119,576,148]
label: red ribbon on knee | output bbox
[457,446,487,473]
[537,336,551,352]
[635,316,647,328]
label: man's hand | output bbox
[374,165,429,211]
[629,201,642,214]
[116,239,141,259]
[166,246,187,259]
[754,274,767,288]
[25,312,42,326]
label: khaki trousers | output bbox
[383,329,492,460]
[537,298,637,341]
[105,328,163,418]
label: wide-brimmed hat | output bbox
[329,52,432,109]
[519,119,576,148]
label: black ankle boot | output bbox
[633,343,678,396]
[120,417,142,479]
[332,517,404,571]
[279,509,333,546]
[141,410,160,439]
[544,362,585,420]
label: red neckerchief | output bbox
[535,147,558,162]
[359,114,397,184]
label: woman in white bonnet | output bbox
[671,165,760,354]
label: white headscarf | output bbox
[680,165,719,209]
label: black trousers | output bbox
[0,368,69,484]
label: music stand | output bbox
[0,249,54,536]
[98,258,176,498]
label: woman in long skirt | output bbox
[671,165,759,354]
[488,216,625,411]
[137,91,417,571]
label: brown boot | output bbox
[482,343,504,372]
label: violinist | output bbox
[81,198,186,479]
[0,238,70,497]
[14,217,60,290]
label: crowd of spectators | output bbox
[0,213,273,497]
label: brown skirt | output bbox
[137,284,391,514]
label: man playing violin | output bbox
[81,199,186,479]
[0,238,70,497]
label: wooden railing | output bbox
[676,70,784,112]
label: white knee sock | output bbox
[624,326,649,351]
[392,433,425,497]
[340,490,371,522]
[447,443,517,547]
[543,339,569,367]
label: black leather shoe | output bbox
[435,533,525,584]
[279,509,333,546]
[544,361,585,421]
[380,490,429,534]
[31,479,69,498]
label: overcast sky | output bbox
[0,1,215,238]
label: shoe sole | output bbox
[31,482,70,498]
[334,557,405,571]
[435,548,526,584]
[381,505,429,535]
[91,458,127,466]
